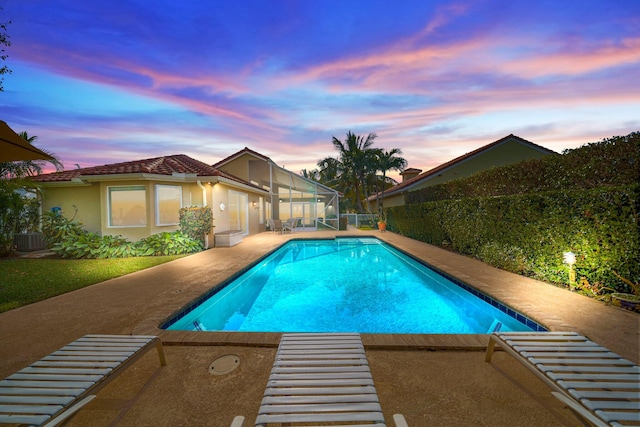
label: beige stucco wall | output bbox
[211,183,230,233]
[40,184,102,232]
[217,153,252,180]
[41,180,214,242]
[379,193,406,209]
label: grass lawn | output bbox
[0,255,185,313]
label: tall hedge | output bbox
[388,185,639,293]
[389,132,640,295]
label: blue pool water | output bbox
[164,238,542,333]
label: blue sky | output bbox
[2,0,639,180]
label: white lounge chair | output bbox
[283,218,300,234]
[0,335,166,426]
[233,333,408,426]
[485,331,640,427]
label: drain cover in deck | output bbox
[209,354,240,375]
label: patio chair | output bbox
[485,331,640,427]
[267,219,284,234]
[283,218,299,234]
[233,333,408,426]
[0,335,166,426]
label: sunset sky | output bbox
[2,0,639,180]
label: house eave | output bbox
[217,176,270,194]
[38,179,92,188]
[46,173,222,184]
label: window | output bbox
[156,185,183,225]
[265,200,272,222]
[228,190,248,234]
[259,196,264,224]
[108,186,146,227]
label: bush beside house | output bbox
[388,132,640,296]
[41,206,213,259]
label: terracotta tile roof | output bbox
[372,134,556,199]
[30,154,257,189]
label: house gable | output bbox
[214,149,273,191]
[373,134,556,204]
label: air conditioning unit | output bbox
[14,233,47,252]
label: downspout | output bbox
[196,180,209,249]
[269,162,274,220]
[197,180,207,206]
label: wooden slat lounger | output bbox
[0,335,166,427]
[485,331,640,427]
[234,333,407,427]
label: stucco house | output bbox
[30,149,341,244]
[370,134,556,210]
[30,154,267,245]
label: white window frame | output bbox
[228,189,249,234]
[107,185,147,228]
[155,184,183,226]
[259,196,264,224]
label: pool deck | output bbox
[1,229,637,426]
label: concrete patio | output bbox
[1,229,637,426]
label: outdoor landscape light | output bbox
[563,251,576,265]
[563,251,576,289]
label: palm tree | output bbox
[374,148,407,218]
[318,131,379,213]
[0,132,62,179]
[300,168,320,181]
[0,131,62,254]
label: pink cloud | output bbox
[500,37,640,78]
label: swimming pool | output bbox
[163,238,544,333]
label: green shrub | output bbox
[179,206,213,244]
[41,211,202,259]
[388,185,639,293]
[339,216,348,230]
[0,187,22,254]
[388,133,640,298]
[478,242,528,274]
[139,231,202,256]
[41,211,87,248]
[0,182,41,255]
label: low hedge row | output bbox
[388,185,639,294]
[41,211,203,259]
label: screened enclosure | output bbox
[247,158,340,230]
